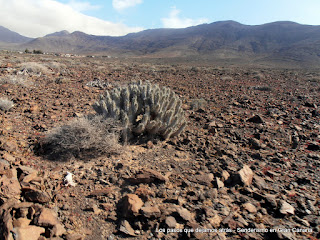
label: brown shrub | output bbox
[39,115,122,161]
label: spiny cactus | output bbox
[92,81,186,141]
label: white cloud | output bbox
[162,7,208,28]
[112,0,143,11]
[0,0,143,38]
[66,0,101,12]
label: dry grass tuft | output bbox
[0,98,14,111]
[39,115,122,161]
[18,62,50,75]
[0,75,32,87]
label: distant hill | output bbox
[0,26,33,43]
[1,21,320,66]
[44,30,70,38]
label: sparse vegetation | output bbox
[190,98,207,110]
[252,85,272,91]
[308,76,320,83]
[221,75,234,81]
[253,72,265,80]
[0,75,31,87]
[18,62,50,75]
[40,116,122,161]
[0,97,14,111]
[33,49,43,54]
[0,52,319,240]
[93,81,186,141]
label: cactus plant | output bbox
[92,81,186,141]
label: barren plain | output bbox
[0,52,319,240]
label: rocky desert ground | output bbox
[0,52,319,240]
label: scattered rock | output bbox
[215,177,224,188]
[247,115,264,123]
[165,216,177,228]
[140,206,161,218]
[65,233,84,240]
[195,173,214,186]
[238,165,254,186]
[89,187,114,197]
[0,175,21,198]
[249,138,261,149]
[208,214,222,228]
[129,168,169,184]
[242,202,257,213]
[122,194,144,215]
[221,170,230,181]
[279,201,295,215]
[52,223,66,237]
[34,208,59,227]
[0,54,319,240]
[119,220,136,236]
[306,142,320,151]
[12,225,45,240]
[23,189,50,203]
[1,152,15,162]
[177,207,193,221]
[12,218,31,228]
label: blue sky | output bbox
[1,0,320,38]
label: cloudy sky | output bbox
[1,0,320,38]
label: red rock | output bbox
[279,201,295,215]
[2,152,15,162]
[100,203,113,212]
[140,206,161,218]
[0,210,13,240]
[208,214,222,228]
[134,186,155,201]
[1,139,18,152]
[29,104,39,113]
[88,187,113,196]
[129,168,169,184]
[18,165,38,182]
[35,208,59,227]
[146,140,154,149]
[215,177,224,188]
[242,202,257,213]
[23,189,50,203]
[122,194,144,215]
[12,218,31,227]
[238,165,254,186]
[12,225,45,240]
[0,175,21,198]
[165,216,177,228]
[52,223,66,237]
[195,173,214,186]
[119,220,136,236]
[247,115,264,123]
[65,233,84,240]
[177,207,193,221]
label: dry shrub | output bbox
[0,98,14,111]
[45,62,67,72]
[253,72,265,80]
[0,75,31,87]
[18,62,50,75]
[221,76,234,81]
[190,98,207,110]
[308,77,320,83]
[40,115,122,161]
[252,85,272,91]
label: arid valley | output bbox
[0,51,319,240]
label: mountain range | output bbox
[1,21,320,67]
